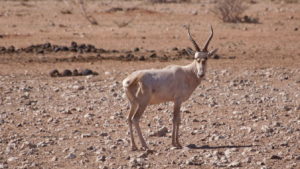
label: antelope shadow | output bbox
[186,144,257,150]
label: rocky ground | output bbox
[1,59,300,169]
[0,0,300,169]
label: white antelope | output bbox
[122,25,218,150]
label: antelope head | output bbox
[185,25,218,78]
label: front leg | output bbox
[172,101,182,148]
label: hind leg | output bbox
[132,103,148,150]
[132,85,150,150]
[128,103,138,151]
[125,85,140,151]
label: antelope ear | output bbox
[208,48,218,57]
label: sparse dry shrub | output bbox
[211,0,248,23]
[77,0,98,25]
[63,0,98,25]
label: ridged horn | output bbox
[203,25,214,52]
[184,25,201,52]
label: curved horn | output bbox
[203,25,214,52]
[184,25,201,52]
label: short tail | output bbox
[122,73,141,102]
[122,75,138,88]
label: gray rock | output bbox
[228,161,241,167]
[65,153,76,159]
[149,126,168,137]
[37,141,47,147]
[96,155,106,162]
[62,69,72,76]
[73,85,84,90]
[7,157,18,162]
[99,166,109,169]
[224,149,232,158]
[129,158,144,167]
[81,133,92,138]
[242,157,252,163]
[261,125,274,133]
[232,111,242,115]
[186,155,203,166]
[99,132,108,137]
[270,155,282,160]
[51,156,58,161]
[0,163,8,169]
[84,113,94,119]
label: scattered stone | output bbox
[191,10,198,15]
[49,68,98,77]
[256,161,265,166]
[0,163,8,169]
[73,85,85,90]
[270,155,282,160]
[138,152,149,158]
[62,69,72,76]
[149,126,168,137]
[72,69,79,76]
[65,153,76,159]
[149,53,157,58]
[138,56,146,61]
[240,126,253,133]
[186,155,203,166]
[228,161,241,167]
[99,166,109,169]
[192,119,199,122]
[242,157,252,163]
[128,158,145,168]
[37,141,47,147]
[232,111,242,115]
[49,69,60,77]
[224,149,232,158]
[110,145,117,149]
[96,155,106,162]
[104,71,111,76]
[283,105,292,111]
[7,157,18,162]
[99,132,109,137]
[81,133,92,138]
[51,156,58,161]
[81,69,97,75]
[84,113,95,119]
[261,125,274,133]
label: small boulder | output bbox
[62,69,72,76]
[49,69,61,77]
[72,69,79,76]
[149,126,168,137]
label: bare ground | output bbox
[0,0,300,169]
